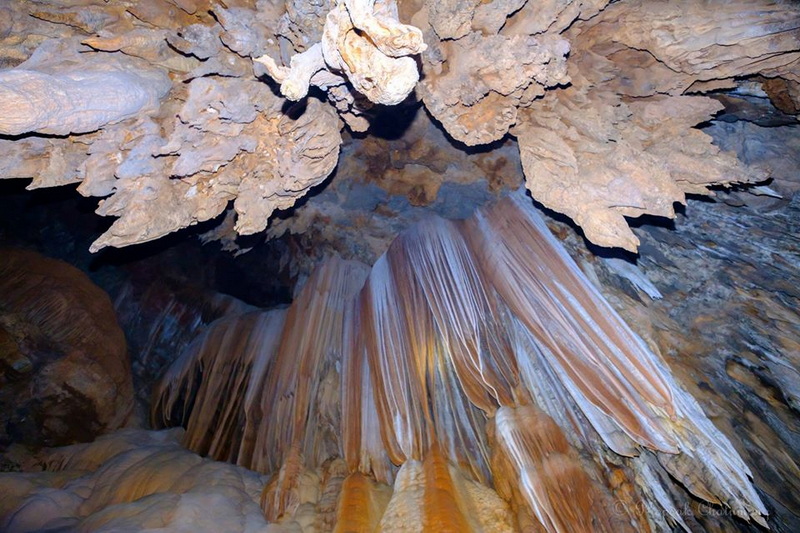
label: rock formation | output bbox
[0,0,795,253]
[141,194,767,531]
[0,0,798,532]
[0,250,134,447]
[0,429,270,533]
[3,180,799,530]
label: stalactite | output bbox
[491,405,621,533]
[151,309,287,467]
[149,192,767,531]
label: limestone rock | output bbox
[0,0,797,256]
[419,32,570,146]
[150,193,768,530]
[256,0,427,105]
[573,0,800,96]
[426,0,481,40]
[234,96,343,236]
[514,88,764,251]
[0,250,134,447]
[0,39,170,136]
[0,429,271,533]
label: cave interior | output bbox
[0,1,799,532]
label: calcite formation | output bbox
[0,2,798,528]
[256,0,427,105]
[513,89,764,251]
[1,95,799,531]
[0,250,134,447]
[143,194,768,531]
[418,31,570,146]
[0,43,170,137]
[0,0,795,253]
[0,429,271,533]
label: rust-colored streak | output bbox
[421,447,474,532]
[334,473,392,533]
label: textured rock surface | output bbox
[0,250,134,447]
[0,429,272,533]
[256,0,427,105]
[418,31,570,146]
[113,277,255,420]
[0,33,171,134]
[0,2,798,531]
[0,2,345,253]
[0,0,796,254]
[574,189,800,533]
[145,194,782,531]
[514,89,764,251]
[0,114,798,531]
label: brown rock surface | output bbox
[0,249,134,447]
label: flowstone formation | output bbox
[3,194,786,532]
[0,0,796,253]
[0,429,271,533]
[148,194,768,531]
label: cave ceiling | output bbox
[0,0,797,257]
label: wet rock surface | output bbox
[0,0,797,531]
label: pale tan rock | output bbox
[234,97,343,235]
[0,429,271,533]
[81,75,343,252]
[215,5,275,58]
[426,0,481,40]
[420,32,569,145]
[500,0,610,37]
[2,0,792,259]
[0,137,86,189]
[471,0,527,35]
[566,0,800,100]
[279,0,330,53]
[514,83,765,251]
[0,40,170,136]
[167,23,224,60]
[256,0,426,105]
